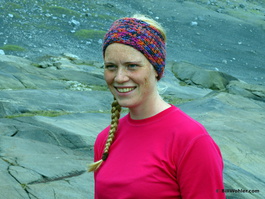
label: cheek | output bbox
[104,71,113,85]
[144,77,150,87]
[142,72,155,91]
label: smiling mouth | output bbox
[115,87,136,93]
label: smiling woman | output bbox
[88,14,225,199]
[104,43,161,114]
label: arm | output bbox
[177,135,225,199]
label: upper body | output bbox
[94,105,225,199]
[89,14,225,199]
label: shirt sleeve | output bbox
[177,134,225,199]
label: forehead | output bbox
[104,43,147,62]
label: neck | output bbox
[129,94,170,120]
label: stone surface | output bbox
[1,0,264,86]
[0,0,265,198]
[227,80,265,102]
[1,53,264,198]
[171,61,238,90]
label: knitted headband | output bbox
[103,17,166,80]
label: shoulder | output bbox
[166,105,209,138]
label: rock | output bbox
[0,71,26,90]
[0,136,94,199]
[190,21,198,26]
[61,53,80,61]
[1,53,265,198]
[0,55,67,90]
[0,49,5,55]
[171,61,238,90]
[0,89,112,117]
[0,108,112,198]
[158,68,212,103]
[178,92,265,199]
[227,80,265,102]
[0,53,113,198]
[224,160,265,199]
[0,55,106,90]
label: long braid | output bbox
[88,99,121,172]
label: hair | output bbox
[88,14,166,172]
[131,14,166,42]
[88,99,121,172]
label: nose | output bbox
[115,67,129,83]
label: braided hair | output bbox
[88,99,121,172]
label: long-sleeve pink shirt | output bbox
[94,105,225,198]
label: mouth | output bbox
[115,87,136,93]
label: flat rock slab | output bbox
[0,89,112,117]
[0,136,94,199]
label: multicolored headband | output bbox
[103,17,166,80]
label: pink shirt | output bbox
[94,105,225,198]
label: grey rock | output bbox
[159,68,212,101]
[0,89,112,117]
[0,71,25,90]
[0,136,94,199]
[1,52,265,198]
[171,61,238,90]
[0,55,106,90]
[0,49,5,55]
[227,80,265,101]
[0,110,111,198]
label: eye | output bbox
[105,64,117,71]
[127,64,138,70]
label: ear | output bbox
[154,69,159,80]
[155,70,159,77]
[152,65,159,78]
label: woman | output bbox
[89,14,225,199]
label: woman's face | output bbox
[104,43,158,109]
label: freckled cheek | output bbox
[141,72,156,94]
[104,71,114,85]
[144,77,150,89]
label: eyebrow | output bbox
[104,61,142,65]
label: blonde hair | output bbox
[88,99,121,172]
[88,14,165,172]
[132,14,166,41]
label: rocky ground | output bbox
[0,0,264,85]
[0,0,265,198]
[1,54,265,198]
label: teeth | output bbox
[117,87,135,93]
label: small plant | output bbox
[74,29,106,40]
[5,111,70,119]
[20,183,28,190]
[162,95,193,105]
[44,5,80,17]
[4,2,22,9]
[0,45,26,52]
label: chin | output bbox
[116,98,137,108]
